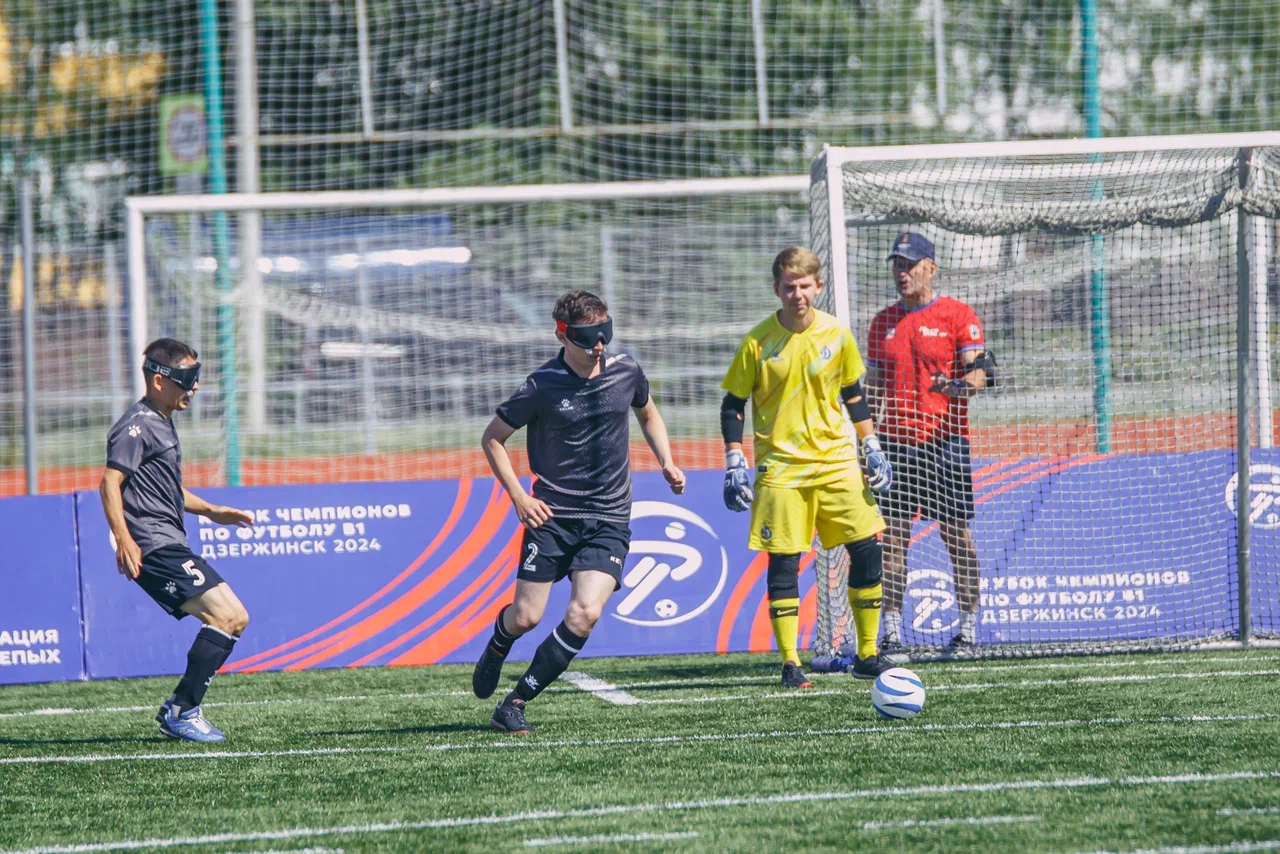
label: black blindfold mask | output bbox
[144,358,201,391]
[556,317,613,352]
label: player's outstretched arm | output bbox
[100,468,142,578]
[842,379,893,493]
[633,398,685,495]
[481,415,553,529]
[183,488,253,527]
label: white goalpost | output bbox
[124,176,809,486]
[809,130,1280,661]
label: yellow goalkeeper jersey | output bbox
[721,309,865,489]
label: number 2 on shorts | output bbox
[523,543,538,572]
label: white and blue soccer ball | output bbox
[871,667,925,720]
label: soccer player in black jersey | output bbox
[474,290,685,733]
[99,338,254,743]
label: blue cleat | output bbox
[156,701,226,743]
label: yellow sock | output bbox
[769,598,802,666]
[848,583,883,659]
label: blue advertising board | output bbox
[0,494,84,685]
[68,450,1272,681]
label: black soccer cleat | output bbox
[490,696,534,734]
[781,661,814,689]
[947,633,976,656]
[849,653,896,680]
[472,643,508,699]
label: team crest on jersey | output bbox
[885,328,896,340]
[819,345,832,360]
[760,524,772,541]
[969,323,981,340]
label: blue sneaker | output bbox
[156,701,226,743]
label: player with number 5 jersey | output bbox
[720,247,897,687]
[99,338,256,743]
[474,290,685,735]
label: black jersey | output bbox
[496,350,650,524]
[105,399,188,556]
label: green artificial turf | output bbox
[1,650,1279,852]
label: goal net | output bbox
[126,182,807,486]
[808,136,1280,659]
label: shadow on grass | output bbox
[310,722,483,737]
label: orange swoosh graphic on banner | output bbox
[973,456,1068,489]
[280,487,513,671]
[716,552,768,654]
[225,479,475,673]
[910,455,1104,547]
[248,484,509,672]
[349,526,523,668]
[390,534,522,666]
[748,552,816,653]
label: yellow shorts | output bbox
[749,472,886,553]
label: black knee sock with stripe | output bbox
[171,626,237,712]
[487,605,522,658]
[511,621,587,703]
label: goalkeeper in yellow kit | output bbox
[720,247,896,686]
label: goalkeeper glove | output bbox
[723,449,754,512]
[860,435,893,493]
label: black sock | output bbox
[513,621,587,703]
[171,626,237,712]
[488,605,522,658]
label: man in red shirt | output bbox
[866,233,995,654]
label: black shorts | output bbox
[880,435,976,524]
[136,544,226,619]
[518,517,631,590]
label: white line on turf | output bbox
[861,814,1042,830]
[523,831,699,847]
[1,712,1273,766]
[1218,807,1280,816]
[1080,841,1280,854]
[5,666,1278,723]
[226,849,343,854]
[614,669,1280,706]
[559,672,643,706]
[8,770,1280,854]
[4,659,1278,722]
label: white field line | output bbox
[5,660,1274,727]
[8,769,1280,854]
[559,672,643,706]
[1218,806,1280,816]
[1081,842,1280,854]
[861,814,1041,830]
[523,831,698,847]
[5,665,1279,723]
[0,712,1273,767]
[633,669,1280,705]
[229,849,343,854]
